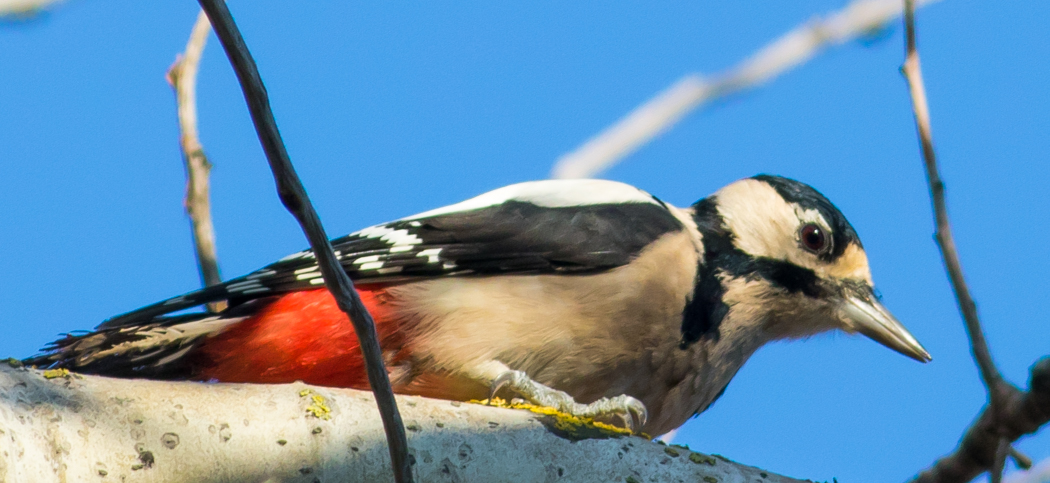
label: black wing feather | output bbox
[98,200,682,330]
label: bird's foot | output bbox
[488,370,648,433]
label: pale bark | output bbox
[0,365,802,482]
[0,0,62,17]
[549,0,943,179]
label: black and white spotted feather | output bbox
[97,179,685,330]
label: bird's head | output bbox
[690,174,931,362]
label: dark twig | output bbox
[167,10,226,313]
[901,2,1050,481]
[1009,448,1033,471]
[912,358,1050,482]
[991,440,1009,483]
[901,0,1004,404]
[194,1,412,482]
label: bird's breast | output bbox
[385,230,701,401]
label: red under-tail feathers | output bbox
[196,288,404,388]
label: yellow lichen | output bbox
[689,453,717,465]
[470,398,641,439]
[42,368,70,379]
[299,389,332,420]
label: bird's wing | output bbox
[98,179,684,329]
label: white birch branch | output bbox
[0,0,62,17]
[550,0,943,179]
[0,365,803,482]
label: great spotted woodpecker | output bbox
[28,175,930,435]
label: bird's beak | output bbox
[838,292,931,363]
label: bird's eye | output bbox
[799,224,829,254]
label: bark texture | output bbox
[0,366,802,482]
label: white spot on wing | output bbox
[380,229,422,246]
[401,179,659,220]
[278,251,313,262]
[417,248,442,263]
[354,255,380,264]
[388,245,414,253]
[360,261,385,270]
[226,280,264,292]
[356,225,395,238]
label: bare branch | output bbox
[912,357,1050,482]
[901,0,1003,397]
[0,0,62,17]
[550,0,942,179]
[1009,448,1033,471]
[0,367,806,483]
[992,440,1009,483]
[194,1,411,481]
[901,2,1050,481]
[167,11,226,313]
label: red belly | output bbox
[196,288,402,388]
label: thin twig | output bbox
[992,440,1009,483]
[901,1,1050,481]
[912,358,1050,482]
[167,10,226,313]
[1009,448,1033,471]
[901,0,1004,401]
[550,0,943,179]
[1008,459,1050,483]
[194,1,412,482]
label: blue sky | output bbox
[1,1,1047,481]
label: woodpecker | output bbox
[29,175,930,435]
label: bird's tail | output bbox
[26,287,403,387]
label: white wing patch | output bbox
[401,179,660,220]
[380,229,423,246]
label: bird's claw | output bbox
[588,394,642,432]
[488,370,648,433]
[487,370,517,402]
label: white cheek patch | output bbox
[715,179,837,275]
[715,179,799,260]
